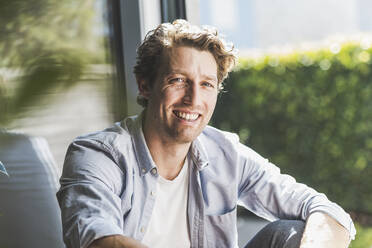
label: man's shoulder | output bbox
[200,125,240,145]
[195,125,242,160]
[71,116,137,154]
[199,126,265,163]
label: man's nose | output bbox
[183,83,201,106]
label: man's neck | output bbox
[145,135,190,180]
[142,120,191,181]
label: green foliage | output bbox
[0,48,87,125]
[350,224,372,247]
[0,0,105,126]
[0,0,98,67]
[213,42,372,214]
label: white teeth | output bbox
[175,111,199,121]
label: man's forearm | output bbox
[300,212,350,248]
[88,235,148,248]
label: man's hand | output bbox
[300,212,351,248]
[88,235,148,248]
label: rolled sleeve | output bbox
[57,140,125,248]
[237,142,356,240]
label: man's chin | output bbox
[171,130,202,144]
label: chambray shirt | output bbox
[57,114,356,248]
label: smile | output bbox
[173,110,200,121]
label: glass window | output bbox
[200,1,372,246]
[0,0,119,168]
[200,0,372,54]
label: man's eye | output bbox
[171,78,185,83]
[202,82,215,88]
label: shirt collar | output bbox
[130,112,210,176]
[131,112,157,176]
[190,136,209,171]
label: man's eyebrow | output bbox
[167,70,217,81]
[166,69,188,75]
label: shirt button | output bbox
[141,168,146,173]
[140,227,145,233]
[151,168,157,175]
[150,190,155,196]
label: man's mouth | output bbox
[173,110,200,121]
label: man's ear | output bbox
[137,78,151,99]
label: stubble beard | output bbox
[164,121,204,144]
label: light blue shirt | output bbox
[57,114,356,248]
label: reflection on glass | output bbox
[0,160,7,176]
[0,0,117,167]
[0,1,119,246]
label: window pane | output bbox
[200,0,372,53]
[0,0,119,168]
[200,1,372,246]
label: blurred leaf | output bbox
[0,0,104,126]
[14,49,86,117]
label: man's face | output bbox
[141,46,218,144]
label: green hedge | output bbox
[350,224,372,247]
[212,42,372,214]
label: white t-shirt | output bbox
[142,159,191,248]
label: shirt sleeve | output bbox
[236,142,356,240]
[56,139,125,248]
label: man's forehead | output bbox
[162,46,217,77]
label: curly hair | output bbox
[133,19,237,107]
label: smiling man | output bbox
[57,20,355,248]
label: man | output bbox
[57,20,356,248]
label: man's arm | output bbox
[300,212,351,248]
[88,235,147,248]
[235,142,356,241]
[57,140,128,248]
